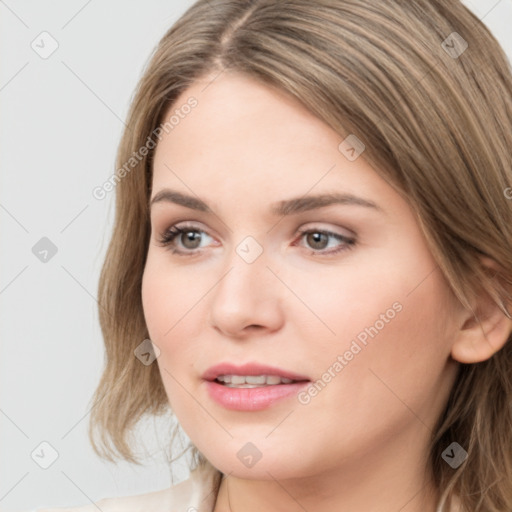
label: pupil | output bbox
[308,232,327,249]
[183,231,200,249]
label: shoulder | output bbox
[33,461,222,512]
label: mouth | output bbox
[213,374,309,388]
[203,365,311,411]
[202,362,311,388]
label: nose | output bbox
[209,248,284,338]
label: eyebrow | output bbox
[149,188,384,216]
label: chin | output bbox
[201,444,311,481]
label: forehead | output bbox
[154,73,339,165]
[150,72,398,215]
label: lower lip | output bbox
[204,380,310,411]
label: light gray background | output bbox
[1,1,511,510]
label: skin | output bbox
[141,71,511,512]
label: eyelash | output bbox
[156,222,356,257]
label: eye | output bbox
[155,223,356,257]
[294,228,356,256]
[156,223,214,255]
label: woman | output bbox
[35,0,512,511]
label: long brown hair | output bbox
[88,1,512,510]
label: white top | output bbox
[33,461,222,512]
[29,460,462,512]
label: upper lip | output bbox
[202,362,310,382]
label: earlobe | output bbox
[451,257,512,364]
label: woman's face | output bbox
[142,71,461,482]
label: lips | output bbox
[202,362,310,383]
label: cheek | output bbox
[141,263,167,342]
[299,263,456,428]
[141,255,214,395]
[141,253,201,342]
[141,258,202,406]
[276,257,410,361]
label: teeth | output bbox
[245,375,267,385]
[216,374,295,387]
[266,375,282,385]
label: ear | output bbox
[451,257,512,364]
